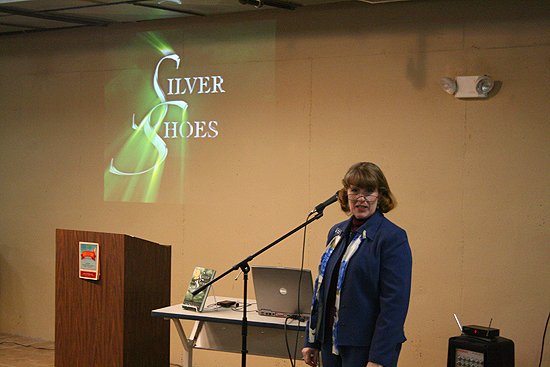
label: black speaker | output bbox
[447,334,514,367]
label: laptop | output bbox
[251,266,314,320]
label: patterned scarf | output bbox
[308,230,366,354]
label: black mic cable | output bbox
[285,210,315,367]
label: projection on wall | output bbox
[103,33,223,204]
[103,23,276,204]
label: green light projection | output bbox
[104,36,188,203]
[103,22,275,204]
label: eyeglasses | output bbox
[347,189,379,203]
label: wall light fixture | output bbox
[439,75,494,98]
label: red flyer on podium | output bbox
[79,242,100,280]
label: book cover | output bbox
[79,242,100,280]
[183,267,216,312]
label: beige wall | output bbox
[1,0,549,365]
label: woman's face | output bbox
[347,185,379,220]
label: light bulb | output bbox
[439,77,457,95]
[476,76,494,95]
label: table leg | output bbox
[171,318,194,367]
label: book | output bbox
[79,242,100,280]
[183,267,216,312]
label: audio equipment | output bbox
[447,326,514,367]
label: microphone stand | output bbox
[191,210,326,367]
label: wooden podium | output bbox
[55,229,171,366]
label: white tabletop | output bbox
[152,296,306,331]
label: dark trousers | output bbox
[320,342,402,367]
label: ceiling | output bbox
[0,0,404,36]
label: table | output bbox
[152,296,308,367]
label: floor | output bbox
[0,333,54,367]
[0,333,186,367]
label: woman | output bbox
[302,162,412,367]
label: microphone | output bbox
[311,191,339,214]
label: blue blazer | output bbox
[305,210,412,367]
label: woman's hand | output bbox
[367,363,383,367]
[302,347,319,366]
